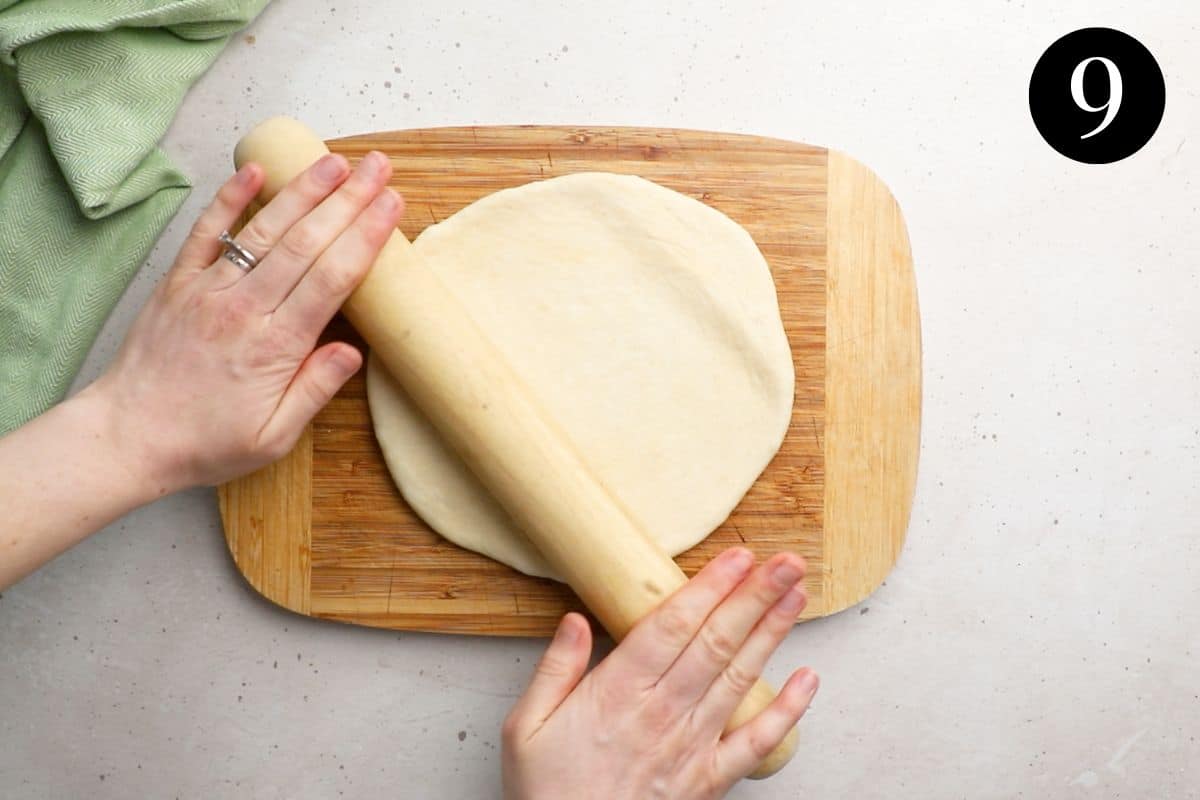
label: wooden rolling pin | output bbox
[234,117,798,778]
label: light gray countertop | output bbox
[3,1,1198,797]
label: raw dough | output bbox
[366,172,793,580]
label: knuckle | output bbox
[593,672,639,711]
[754,579,786,608]
[300,160,344,195]
[747,729,775,761]
[312,263,360,298]
[235,221,272,257]
[217,174,247,205]
[769,598,802,630]
[340,174,381,205]
[185,217,218,245]
[698,624,739,665]
[210,190,234,214]
[200,189,238,226]
[160,270,189,299]
[278,224,321,262]
[299,370,334,411]
[719,661,759,697]
[224,291,256,317]
[534,652,571,681]
[306,366,334,401]
[181,288,209,317]
[362,209,396,243]
[763,613,793,640]
[637,696,678,736]
[652,604,695,649]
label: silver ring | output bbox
[218,230,259,272]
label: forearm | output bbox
[0,384,166,589]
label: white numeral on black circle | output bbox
[1071,56,1123,139]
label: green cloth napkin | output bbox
[0,0,269,434]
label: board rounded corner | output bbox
[216,481,306,617]
[820,557,902,618]
[216,429,314,618]
[826,149,906,217]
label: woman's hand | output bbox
[90,151,403,493]
[0,153,403,589]
[502,548,818,800]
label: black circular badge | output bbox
[1029,28,1165,164]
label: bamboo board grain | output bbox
[218,126,921,636]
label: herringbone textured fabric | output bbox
[0,0,268,434]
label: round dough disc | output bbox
[366,172,793,581]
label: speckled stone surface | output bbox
[2,2,1198,797]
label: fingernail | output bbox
[725,547,754,576]
[333,346,361,374]
[776,586,806,615]
[315,154,345,181]
[771,556,804,587]
[235,163,257,184]
[372,188,400,214]
[796,670,819,696]
[555,616,580,644]
[361,151,386,177]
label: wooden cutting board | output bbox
[218,126,920,636]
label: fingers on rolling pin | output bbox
[663,552,805,705]
[616,547,755,680]
[718,668,819,782]
[176,164,265,271]
[233,153,351,267]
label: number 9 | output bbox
[1071,56,1123,140]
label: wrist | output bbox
[72,377,186,503]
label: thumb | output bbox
[262,342,361,447]
[507,613,592,735]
